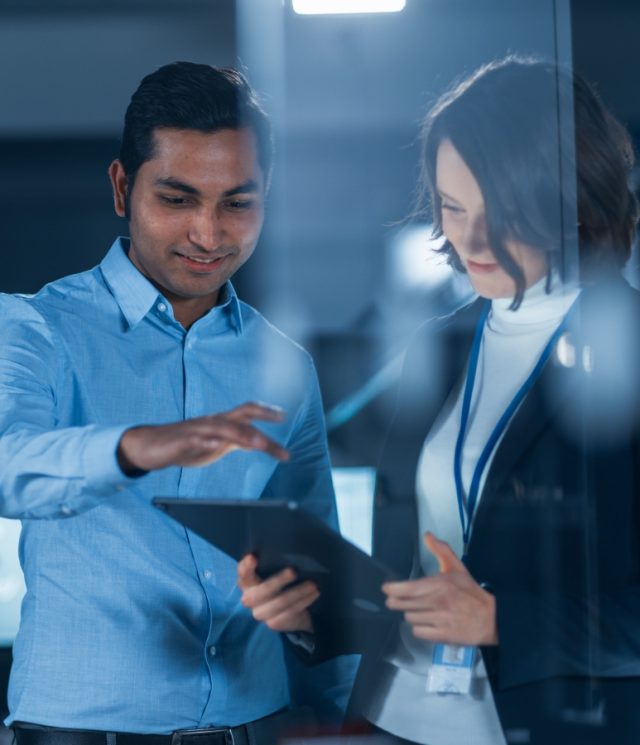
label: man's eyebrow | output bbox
[153,177,261,199]
[222,180,261,198]
[154,177,200,195]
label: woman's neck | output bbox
[488,272,580,334]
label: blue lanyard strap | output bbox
[453,297,578,554]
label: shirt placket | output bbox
[181,325,229,724]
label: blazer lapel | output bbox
[470,321,581,537]
[374,299,483,575]
[376,299,484,504]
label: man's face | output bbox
[109,127,265,316]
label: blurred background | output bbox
[0,0,639,735]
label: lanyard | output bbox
[453,298,578,555]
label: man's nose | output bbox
[188,208,224,251]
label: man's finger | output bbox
[424,532,466,574]
[226,402,286,423]
[241,566,298,608]
[199,419,289,461]
[237,554,260,590]
[252,582,318,623]
[245,435,289,462]
[267,597,318,633]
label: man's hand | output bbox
[117,401,289,474]
[382,532,498,646]
[238,554,318,633]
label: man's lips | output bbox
[466,259,500,275]
[175,252,229,273]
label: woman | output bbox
[238,57,640,744]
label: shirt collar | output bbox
[100,237,244,334]
[100,238,159,328]
[211,280,244,335]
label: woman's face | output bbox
[435,139,547,299]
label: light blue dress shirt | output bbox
[0,238,354,733]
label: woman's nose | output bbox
[459,216,489,255]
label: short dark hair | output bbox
[119,61,273,188]
[416,56,638,308]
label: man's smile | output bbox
[174,251,231,273]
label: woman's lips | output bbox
[176,253,227,273]
[466,259,500,275]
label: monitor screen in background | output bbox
[0,518,24,647]
[331,466,376,556]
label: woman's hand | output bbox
[382,532,498,646]
[238,554,319,633]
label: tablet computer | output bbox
[153,497,400,621]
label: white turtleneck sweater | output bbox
[363,275,580,745]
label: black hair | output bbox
[119,61,273,190]
[416,56,638,309]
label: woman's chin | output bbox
[468,275,517,300]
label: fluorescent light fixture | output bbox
[293,0,406,15]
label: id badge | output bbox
[426,644,475,695]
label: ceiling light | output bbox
[293,0,406,15]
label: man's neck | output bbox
[169,291,220,330]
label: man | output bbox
[0,62,354,744]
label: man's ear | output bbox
[108,160,129,218]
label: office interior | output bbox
[0,0,639,739]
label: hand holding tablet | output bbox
[238,554,318,633]
[153,498,400,623]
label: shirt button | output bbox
[157,302,167,313]
[60,505,74,517]
[203,570,213,580]
[208,645,217,657]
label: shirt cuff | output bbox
[82,425,144,493]
[286,631,317,655]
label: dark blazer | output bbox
[309,278,640,744]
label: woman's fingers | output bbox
[403,610,446,626]
[411,623,451,642]
[383,576,443,601]
[423,532,465,573]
